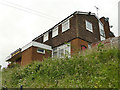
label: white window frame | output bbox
[37,48,45,54]
[43,32,48,42]
[52,27,58,38]
[62,19,70,32]
[88,43,91,49]
[100,36,105,41]
[99,21,105,41]
[53,48,57,58]
[86,20,93,32]
[52,43,71,58]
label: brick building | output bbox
[6,11,115,66]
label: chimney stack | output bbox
[100,17,111,39]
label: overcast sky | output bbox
[0,0,119,68]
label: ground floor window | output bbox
[88,43,91,49]
[37,48,45,54]
[100,35,105,41]
[53,43,71,58]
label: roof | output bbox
[32,11,97,41]
[21,41,52,52]
[6,41,52,62]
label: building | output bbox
[6,11,115,66]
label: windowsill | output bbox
[43,40,48,43]
[100,35,105,37]
[52,35,58,38]
[86,28,93,33]
[62,29,70,33]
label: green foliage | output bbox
[97,42,104,52]
[8,63,20,68]
[2,47,119,88]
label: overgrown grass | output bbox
[2,46,119,88]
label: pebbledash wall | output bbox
[6,11,115,66]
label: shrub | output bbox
[2,47,119,88]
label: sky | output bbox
[0,0,119,68]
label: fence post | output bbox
[20,85,22,90]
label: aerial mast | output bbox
[94,6,99,17]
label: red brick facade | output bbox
[71,38,88,55]
[21,46,51,66]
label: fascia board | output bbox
[21,41,52,52]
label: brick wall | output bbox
[100,17,111,39]
[77,14,100,43]
[21,47,33,66]
[44,15,77,48]
[71,38,88,55]
[15,58,21,65]
[32,46,52,62]
[21,46,51,66]
[91,36,120,48]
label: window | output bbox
[100,36,105,41]
[43,32,48,42]
[99,21,105,41]
[53,43,71,58]
[59,49,64,58]
[53,48,57,57]
[62,20,70,32]
[88,43,91,49]
[99,22,105,37]
[37,48,45,54]
[86,20,93,32]
[52,27,58,38]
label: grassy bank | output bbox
[2,45,119,88]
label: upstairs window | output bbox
[62,19,70,32]
[86,20,93,32]
[43,32,48,42]
[99,21,105,41]
[52,27,58,38]
[37,48,45,54]
[99,22,105,37]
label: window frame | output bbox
[100,35,105,41]
[53,48,57,58]
[52,43,71,58]
[85,20,93,32]
[88,43,91,49]
[62,19,70,32]
[99,21,106,41]
[52,27,58,38]
[99,21,105,36]
[43,32,48,42]
[37,48,45,54]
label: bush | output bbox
[8,63,20,68]
[2,47,119,88]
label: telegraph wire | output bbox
[0,0,59,21]
[0,0,59,19]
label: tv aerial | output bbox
[94,6,99,17]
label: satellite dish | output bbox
[110,25,113,28]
